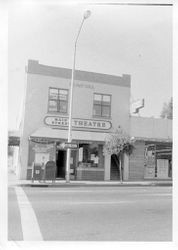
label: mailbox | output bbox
[45,161,56,181]
[32,163,44,182]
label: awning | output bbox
[135,136,172,143]
[8,130,21,146]
[30,127,108,142]
[8,137,20,146]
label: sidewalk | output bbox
[8,170,172,187]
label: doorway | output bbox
[110,154,120,180]
[56,150,66,178]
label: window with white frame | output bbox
[93,93,111,118]
[48,88,68,113]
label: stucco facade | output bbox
[19,60,131,180]
[16,60,172,181]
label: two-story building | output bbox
[15,60,172,181]
[18,60,131,181]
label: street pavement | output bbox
[8,172,172,241]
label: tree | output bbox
[103,127,135,183]
[160,97,173,119]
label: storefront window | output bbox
[48,88,68,113]
[78,143,104,168]
[168,160,172,178]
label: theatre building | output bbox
[18,60,131,180]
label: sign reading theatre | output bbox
[44,116,112,130]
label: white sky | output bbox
[8,0,172,130]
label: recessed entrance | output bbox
[56,150,66,179]
[110,154,120,180]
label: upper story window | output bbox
[48,88,68,113]
[93,93,111,118]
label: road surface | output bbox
[8,185,172,241]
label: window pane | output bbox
[49,100,57,106]
[103,95,111,104]
[59,94,67,101]
[49,88,58,99]
[59,101,67,113]
[94,94,102,102]
[59,89,68,95]
[49,100,57,111]
[94,94,102,105]
[94,100,102,105]
[93,104,102,116]
[102,105,110,117]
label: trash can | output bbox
[32,163,43,182]
[45,161,56,182]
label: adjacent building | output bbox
[130,116,172,180]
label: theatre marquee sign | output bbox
[44,116,112,130]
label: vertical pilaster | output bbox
[104,154,111,181]
[123,153,129,180]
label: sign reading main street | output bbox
[56,142,78,150]
[44,116,112,130]
[64,142,78,149]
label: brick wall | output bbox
[76,168,104,180]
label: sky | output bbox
[8,0,172,130]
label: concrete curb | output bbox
[8,172,172,188]
[16,182,173,188]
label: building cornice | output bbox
[26,60,131,88]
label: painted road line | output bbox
[32,189,133,193]
[147,193,172,196]
[30,188,144,192]
[15,186,43,241]
[55,200,133,205]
